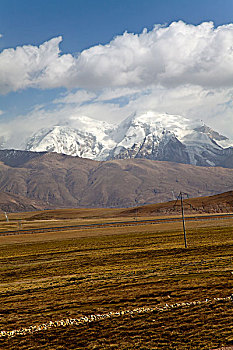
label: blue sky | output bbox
[0,0,233,147]
[1,0,233,52]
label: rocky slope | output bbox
[0,191,49,213]
[0,150,233,209]
[23,112,233,168]
[121,191,233,216]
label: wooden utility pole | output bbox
[180,192,187,248]
[174,191,188,248]
[4,212,9,222]
[18,220,22,231]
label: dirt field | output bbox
[0,210,232,349]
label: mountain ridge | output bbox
[0,191,51,213]
[0,150,233,209]
[21,112,233,168]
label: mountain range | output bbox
[23,112,233,168]
[0,150,233,211]
[0,112,232,212]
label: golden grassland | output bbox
[0,209,232,349]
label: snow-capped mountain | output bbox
[108,112,233,167]
[26,126,106,159]
[25,116,116,160]
[24,111,233,167]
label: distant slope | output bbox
[121,191,233,216]
[21,191,233,221]
[0,149,46,167]
[0,191,49,213]
[0,150,233,209]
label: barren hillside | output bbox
[0,151,232,210]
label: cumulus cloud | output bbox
[1,21,233,145]
[0,36,75,93]
[79,20,233,90]
[1,21,233,93]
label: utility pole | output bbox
[174,191,188,248]
[172,190,176,201]
[18,220,22,231]
[4,212,9,222]
[180,192,187,248]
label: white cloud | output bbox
[1,21,233,93]
[66,21,233,90]
[54,90,97,105]
[0,36,75,93]
[96,87,143,102]
[1,21,233,145]
[1,84,233,151]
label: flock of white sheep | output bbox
[0,295,232,339]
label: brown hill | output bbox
[0,191,49,213]
[121,191,233,216]
[15,191,233,221]
[0,151,233,209]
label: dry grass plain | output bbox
[0,208,232,349]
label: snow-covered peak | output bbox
[24,112,233,166]
[70,115,112,134]
[26,125,105,159]
[25,115,118,159]
[70,115,116,152]
[112,111,205,142]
